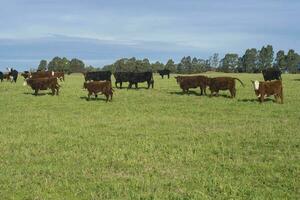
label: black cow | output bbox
[157,69,171,79]
[262,68,282,81]
[0,72,3,82]
[128,72,154,89]
[83,71,111,81]
[8,69,18,83]
[113,72,131,89]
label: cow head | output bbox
[251,80,261,97]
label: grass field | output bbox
[0,72,299,199]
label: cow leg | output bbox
[115,81,118,88]
[56,87,59,95]
[200,87,203,96]
[34,89,38,96]
[135,83,138,89]
[152,80,154,89]
[51,88,55,95]
[260,93,264,103]
[95,93,98,99]
[147,81,150,89]
[105,94,109,102]
[128,82,132,89]
[87,92,92,101]
[168,74,170,79]
[230,88,236,98]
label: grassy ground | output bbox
[0,72,299,199]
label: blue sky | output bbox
[0,0,299,71]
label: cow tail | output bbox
[234,78,245,87]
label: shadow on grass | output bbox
[23,92,55,96]
[238,98,275,103]
[79,96,108,102]
[169,91,203,96]
[293,79,300,81]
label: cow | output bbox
[83,81,113,102]
[175,75,209,95]
[113,72,131,89]
[128,72,154,89]
[3,73,10,81]
[23,77,60,96]
[0,72,3,82]
[83,71,111,82]
[251,80,283,104]
[21,71,31,80]
[8,69,18,83]
[262,68,282,81]
[207,77,244,98]
[157,69,171,79]
[30,71,64,81]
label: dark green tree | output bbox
[286,49,299,73]
[275,50,286,70]
[241,48,258,72]
[38,60,47,71]
[258,45,274,70]
[219,54,239,72]
[69,58,85,73]
[165,59,176,72]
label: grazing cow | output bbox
[251,80,283,104]
[207,77,244,98]
[8,69,18,83]
[83,81,113,102]
[157,69,171,79]
[83,71,111,82]
[175,75,209,95]
[0,72,3,82]
[128,72,154,89]
[262,68,282,81]
[113,72,131,88]
[24,77,60,96]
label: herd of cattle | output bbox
[0,67,283,103]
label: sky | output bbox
[0,0,299,71]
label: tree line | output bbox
[37,45,300,74]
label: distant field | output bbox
[0,72,299,199]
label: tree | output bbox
[151,61,164,72]
[241,48,258,72]
[209,53,219,69]
[69,58,85,73]
[275,50,286,70]
[38,60,47,71]
[219,54,239,72]
[165,59,176,72]
[258,45,274,70]
[286,49,299,73]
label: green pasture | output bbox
[0,72,299,199]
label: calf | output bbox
[207,77,244,98]
[251,80,283,103]
[83,81,113,102]
[262,68,281,81]
[175,75,208,95]
[157,69,171,79]
[24,77,60,96]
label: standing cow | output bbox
[128,72,154,89]
[24,77,60,96]
[175,75,209,95]
[207,77,244,98]
[262,68,282,81]
[83,71,111,82]
[83,81,113,102]
[251,80,283,104]
[157,69,171,79]
[0,72,3,82]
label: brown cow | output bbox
[207,77,244,98]
[251,80,283,104]
[24,77,60,96]
[30,71,64,81]
[83,81,113,102]
[175,75,209,95]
